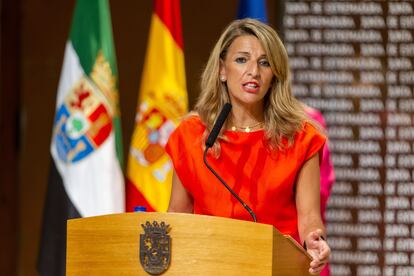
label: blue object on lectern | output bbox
[134,206,147,212]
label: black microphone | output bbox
[205,103,232,148]
[203,103,257,222]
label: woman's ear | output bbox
[219,58,226,81]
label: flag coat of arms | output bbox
[126,0,188,212]
[38,1,124,275]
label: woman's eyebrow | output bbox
[234,51,267,58]
[235,51,250,55]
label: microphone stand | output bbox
[203,148,257,222]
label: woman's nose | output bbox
[247,62,259,77]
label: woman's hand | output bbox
[305,229,330,275]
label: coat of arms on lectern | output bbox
[140,221,171,274]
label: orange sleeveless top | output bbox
[165,116,326,242]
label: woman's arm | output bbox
[296,153,331,275]
[167,169,194,213]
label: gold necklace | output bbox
[230,121,264,132]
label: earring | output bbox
[220,75,226,82]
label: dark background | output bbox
[0,0,282,275]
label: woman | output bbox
[166,18,330,274]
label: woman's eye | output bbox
[259,60,270,67]
[235,57,247,63]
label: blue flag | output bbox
[237,0,268,22]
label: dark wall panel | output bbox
[0,0,19,275]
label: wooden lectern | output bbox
[67,212,314,275]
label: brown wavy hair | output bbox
[194,18,310,155]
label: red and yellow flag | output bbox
[126,0,188,212]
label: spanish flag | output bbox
[126,0,188,212]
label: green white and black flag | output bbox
[38,1,124,275]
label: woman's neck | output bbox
[229,103,264,127]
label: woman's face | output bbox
[220,35,274,109]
